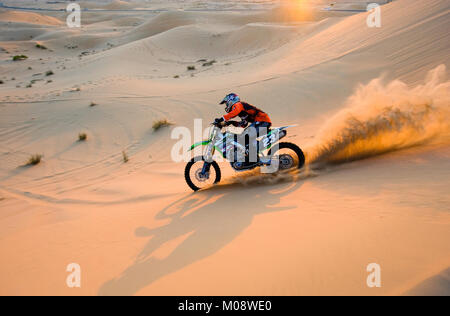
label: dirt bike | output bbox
[184,120,305,191]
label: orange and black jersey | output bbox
[223,102,271,124]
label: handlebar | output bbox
[211,121,231,128]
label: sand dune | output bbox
[261,0,450,79]
[114,6,325,49]
[102,0,136,10]
[0,0,449,296]
[78,0,136,11]
[0,9,63,26]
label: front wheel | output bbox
[268,142,305,170]
[185,157,222,191]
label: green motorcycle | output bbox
[184,120,305,191]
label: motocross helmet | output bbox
[220,93,240,113]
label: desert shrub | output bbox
[36,44,47,50]
[122,151,129,163]
[26,154,42,166]
[187,66,196,71]
[45,70,54,76]
[78,133,87,141]
[13,55,28,61]
[152,119,173,131]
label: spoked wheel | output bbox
[185,157,222,191]
[268,142,305,171]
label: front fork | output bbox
[200,141,216,178]
[201,161,212,177]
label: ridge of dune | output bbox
[103,0,136,11]
[79,0,136,11]
[122,5,322,45]
[403,267,450,296]
[0,9,63,26]
[147,22,304,59]
[261,0,450,79]
[122,11,199,43]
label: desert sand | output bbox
[0,0,449,296]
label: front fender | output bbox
[189,140,211,151]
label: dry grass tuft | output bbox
[78,133,87,141]
[13,55,28,61]
[152,119,173,131]
[122,151,129,163]
[36,44,47,50]
[26,154,42,166]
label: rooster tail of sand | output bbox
[307,65,450,166]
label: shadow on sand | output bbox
[99,175,303,295]
[403,267,450,296]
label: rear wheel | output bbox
[185,157,222,191]
[268,142,305,170]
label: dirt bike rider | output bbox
[214,93,272,164]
